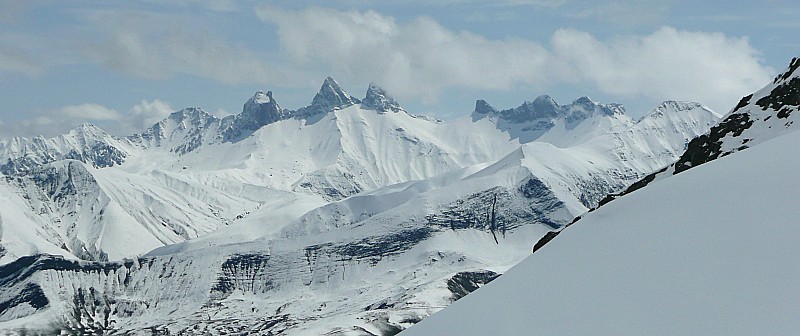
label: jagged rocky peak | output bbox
[314,77,359,107]
[572,96,625,115]
[251,90,273,104]
[476,94,628,124]
[298,77,361,118]
[474,99,498,115]
[754,57,799,113]
[167,107,214,122]
[771,56,799,85]
[564,96,626,122]
[530,94,561,116]
[362,83,404,113]
[236,90,286,130]
[472,95,560,123]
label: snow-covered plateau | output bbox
[8,58,798,334]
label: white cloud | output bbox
[549,27,773,112]
[118,99,175,134]
[256,6,773,113]
[58,103,122,120]
[1,115,67,139]
[0,99,176,138]
[257,6,550,102]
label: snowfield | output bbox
[402,119,800,336]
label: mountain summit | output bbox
[235,90,286,131]
[361,83,404,113]
[472,95,633,145]
[297,77,361,118]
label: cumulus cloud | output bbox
[0,99,176,138]
[548,27,773,112]
[257,6,550,102]
[123,99,174,134]
[256,6,773,113]
[58,103,122,120]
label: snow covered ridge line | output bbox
[0,77,389,174]
[595,56,800,209]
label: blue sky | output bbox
[0,0,796,137]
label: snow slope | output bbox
[402,125,800,336]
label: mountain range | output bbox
[1,54,792,334]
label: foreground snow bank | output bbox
[403,129,800,336]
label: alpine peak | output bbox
[473,99,498,115]
[771,56,799,84]
[362,82,404,113]
[647,101,712,116]
[294,77,361,118]
[231,90,285,135]
[68,122,105,136]
[472,94,627,124]
[311,77,360,110]
[565,96,626,119]
[251,90,273,104]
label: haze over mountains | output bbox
[0,53,795,335]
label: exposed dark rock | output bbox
[446,270,500,301]
[210,253,272,299]
[295,77,360,119]
[473,99,497,116]
[532,230,561,253]
[756,77,800,112]
[362,83,404,113]
[673,112,753,174]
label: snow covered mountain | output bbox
[600,56,800,206]
[403,56,800,336]
[0,75,722,334]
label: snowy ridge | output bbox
[599,57,800,206]
[472,95,634,146]
[0,124,130,175]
